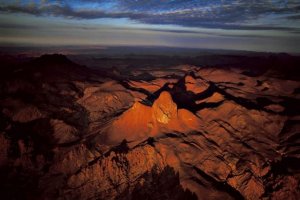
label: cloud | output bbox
[0,3,146,19]
[0,22,38,30]
[287,14,300,20]
[0,0,300,31]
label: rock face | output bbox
[50,119,79,144]
[77,81,134,133]
[185,75,209,94]
[153,92,177,124]
[0,54,299,200]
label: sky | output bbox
[0,0,300,53]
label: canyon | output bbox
[0,54,299,200]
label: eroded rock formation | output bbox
[0,54,299,200]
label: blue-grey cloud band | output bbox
[0,0,300,31]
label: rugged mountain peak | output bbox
[107,91,201,145]
[153,91,177,124]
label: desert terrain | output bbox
[0,52,299,200]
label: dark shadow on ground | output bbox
[120,165,198,200]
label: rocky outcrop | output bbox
[1,98,44,123]
[50,119,79,144]
[107,91,201,144]
[185,75,209,94]
[77,81,134,123]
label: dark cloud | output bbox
[287,14,300,20]
[0,0,300,31]
[0,3,146,19]
[0,22,38,30]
